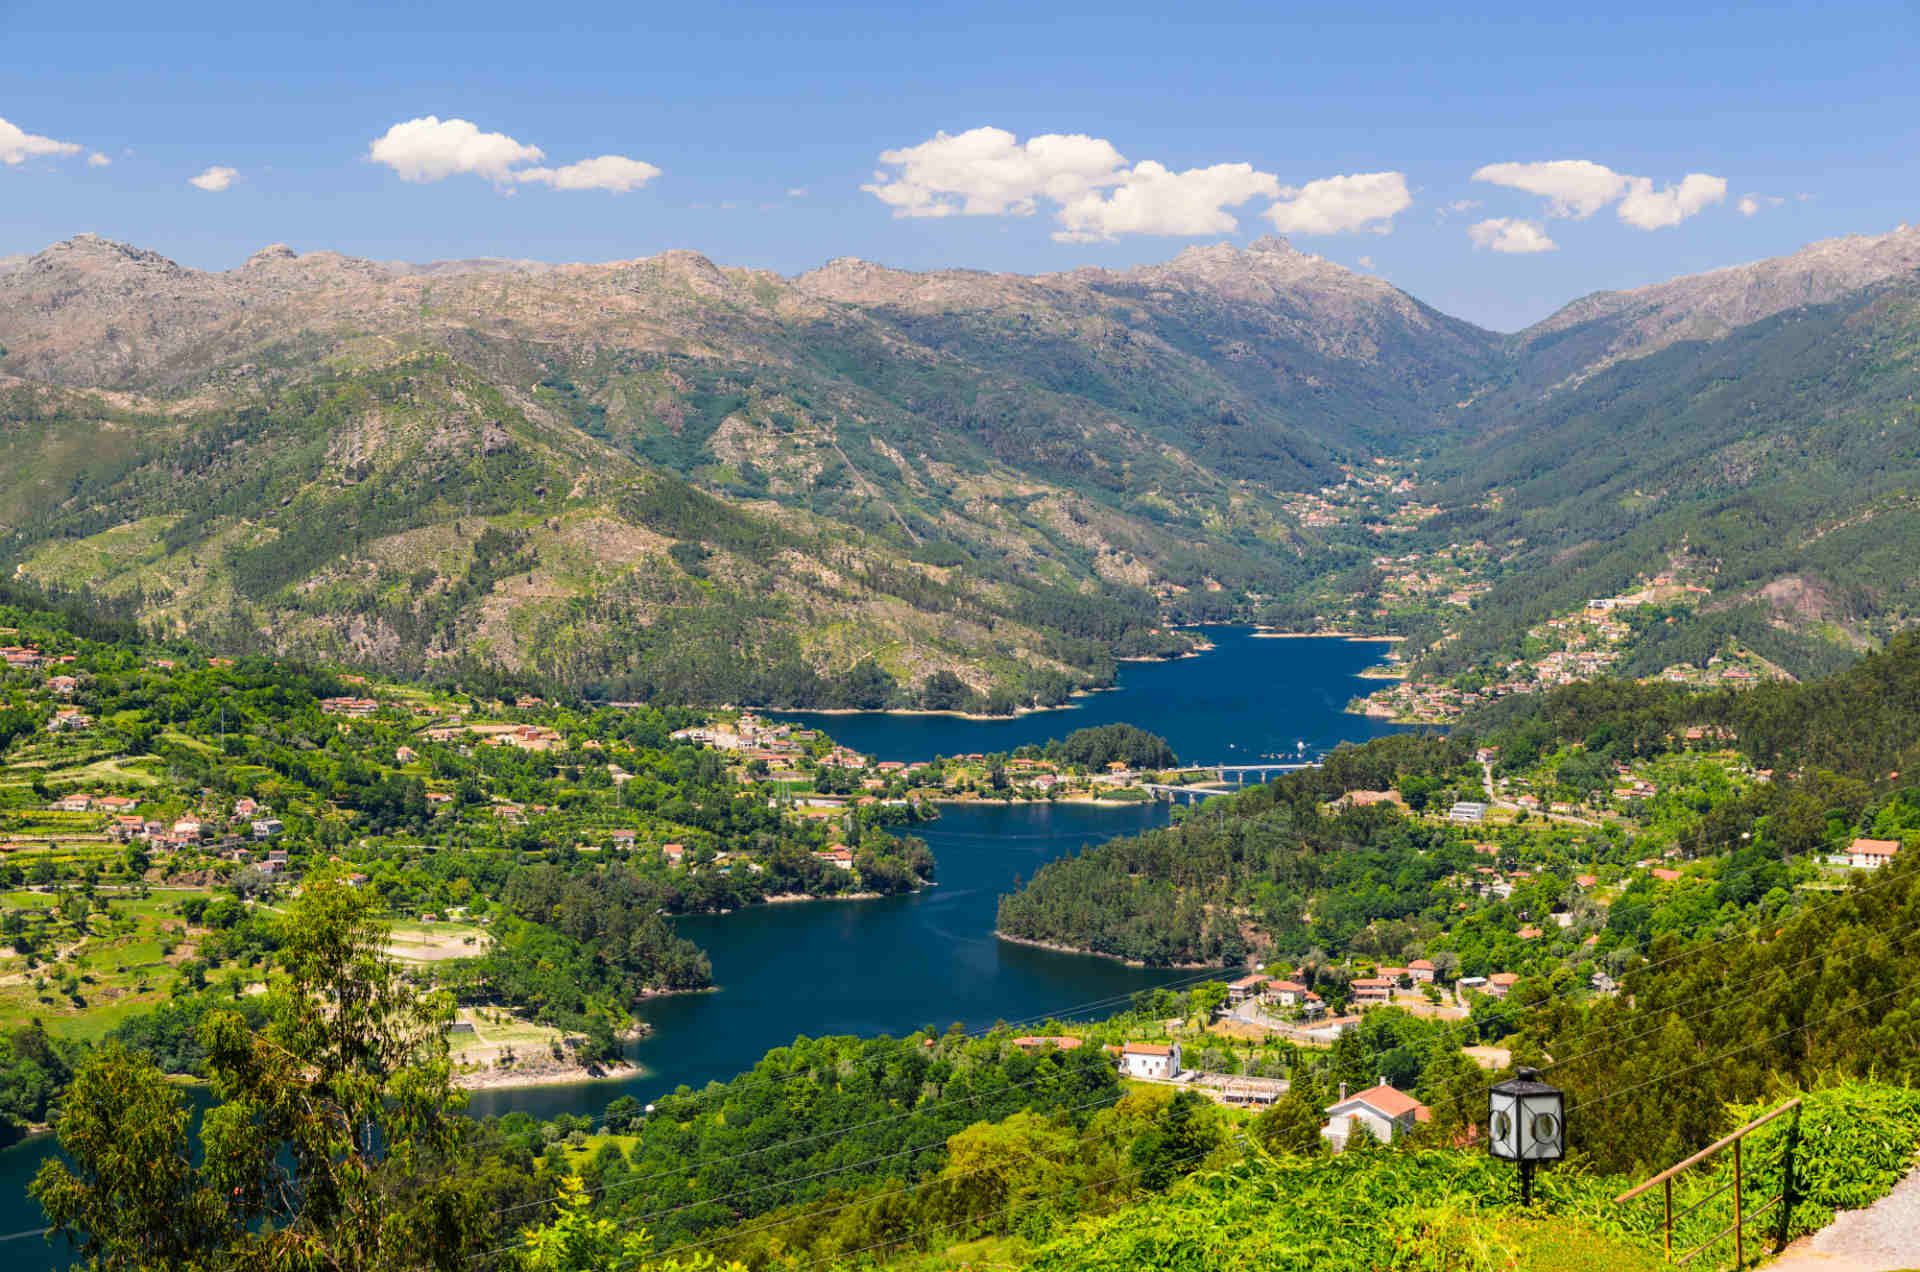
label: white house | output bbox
[1118,1042,1181,1081]
[1848,838,1900,869]
[1350,976,1393,1005]
[1409,959,1436,984]
[1226,973,1266,1005]
[1321,1082,1431,1153]
[1262,978,1310,1007]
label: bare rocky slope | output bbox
[1,223,1916,702]
[1503,221,1920,395]
[0,233,1495,707]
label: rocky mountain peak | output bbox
[619,248,738,298]
[1518,220,1920,378]
[35,233,182,275]
[244,243,300,269]
[792,257,929,305]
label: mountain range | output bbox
[2,222,1917,705]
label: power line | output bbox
[539,849,1911,1235]
[1567,977,1918,1116]
[474,1086,1138,1267]
[552,959,1227,1144]
[777,1135,1244,1272]
[767,973,1907,1272]
[1408,899,1920,1130]
[479,964,1230,1226]
[1536,904,1920,1082]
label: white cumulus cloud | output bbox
[1467,217,1557,254]
[1056,161,1281,242]
[1737,193,1785,217]
[511,155,660,193]
[1617,173,1727,229]
[1473,158,1726,230]
[864,127,1127,219]
[87,152,111,167]
[368,116,660,194]
[369,116,544,183]
[0,116,83,165]
[1265,171,1410,235]
[1472,159,1629,219]
[867,127,1407,241]
[189,165,238,192]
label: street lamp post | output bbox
[1488,1066,1565,1206]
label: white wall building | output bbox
[1321,1082,1430,1153]
[1118,1042,1181,1080]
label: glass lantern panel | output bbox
[1519,1093,1563,1160]
[1488,1091,1519,1158]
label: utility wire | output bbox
[479,964,1229,1226]
[474,1086,1139,1267]
[1567,977,1918,1116]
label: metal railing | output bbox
[1614,1098,1801,1268]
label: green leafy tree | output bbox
[34,873,481,1270]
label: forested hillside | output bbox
[0,586,935,1078]
[0,233,1500,710]
[1416,271,1920,680]
[4,227,1920,707]
[1000,632,1920,971]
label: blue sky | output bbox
[3,0,1916,329]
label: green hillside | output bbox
[1416,277,1920,680]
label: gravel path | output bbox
[1769,1164,1920,1271]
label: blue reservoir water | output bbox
[776,627,1402,763]
[0,631,1399,1260]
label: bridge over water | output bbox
[1141,761,1320,803]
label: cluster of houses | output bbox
[38,792,286,855]
[1367,548,1492,611]
[670,712,1170,809]
[1658,656,1766,688]
[2,644,77,670]
[673,712,818,760]
[1018,1028,1438,1146]
[1225,954,1535,1026]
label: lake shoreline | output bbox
[926,793,1163,811]
[761,890,890,904]
[456,1060,642,1093]
[994,930,1221,971]
[1252,630,1405,642]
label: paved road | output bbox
[1768,1164,1920,1271]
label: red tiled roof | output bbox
[1329,1082,1429,1120]
[1851,838,1900,858]
[1122,1042,1173,1057]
